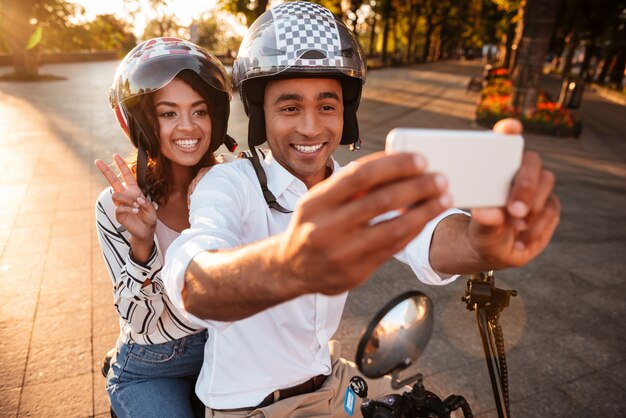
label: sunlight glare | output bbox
[71,0,223,38]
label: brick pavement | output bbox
[0,59,624,417]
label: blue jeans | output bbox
[106,330,208,418]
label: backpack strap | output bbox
[239,147,293,214]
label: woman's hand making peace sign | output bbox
[95,154,158,263]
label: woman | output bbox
[94,37,236,418]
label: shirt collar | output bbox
[262,151,340,199]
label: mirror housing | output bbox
[355,291,434,379]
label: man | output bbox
[163,2,560,416]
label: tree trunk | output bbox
[368,14,377,56]
[508,7,525,74]
[561,30,579,77]
[502,23,515,68]
[380,0,393,64]
[5,0,39,78]
[597,52,615,85]
[609,25,626,88]
[511,0,560,115]
[242,0,269,27]
[392,15,400,63]
[579,37,598,82]
[422,23,434,62]
[406,3,420,63]
[255,0,269,20]
[609,50,625,88]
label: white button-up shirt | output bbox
[164,152,459,409]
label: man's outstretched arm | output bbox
[178,152,452,322]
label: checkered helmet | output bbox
[233,2,367,148]
[110,37,232,154]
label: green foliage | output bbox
[1,1,135,54]
[26,26,43,49]
[142,16,182,39]
[88,14,136,54]
[219,0,269,27]
[308,0,343,16]
[194,13,243,53]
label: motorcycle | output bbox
[350,271,517,418]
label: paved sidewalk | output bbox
[0,59,624,417]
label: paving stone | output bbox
[2,227,50,256]
[0,185,28,217]
[581,288,626,322]
[92,334,116,417]
[0,291,37,322]
[31,309,91,346]
[41,234,90,272]
[413,332,477,375]
[513,386,593,417]
[92,305,119,338]
[37,284,91,316]
[505,340,594,401]
[19,373,93,417]
[24,337,91,385]
[0,387,20,418]
[40,265,92,292]
[559,370,626,417]
[17,184,61,215]
[0,253,47,285]
[597,361,626,393]
[553,325,626,371]
[91,280,114,309]
[50,208,94,237]
[12,212,55,232]
[0,320,30,391]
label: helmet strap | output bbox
[247,147,292,214]
[128,113,151,197]
[224,134,238,153]
[137,143,149,197]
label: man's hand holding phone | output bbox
[386,118,561,273]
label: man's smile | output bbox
[291,143,324,154]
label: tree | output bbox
[88,14,136,54]
[510,0,560,114]
[608,23,626,87]
[143,15,182,39]
[194,12,243,54]
[380,0,395,63]
[421,0,454,61]
[220,0,270,27]
[405,0,422,62]
[139,0,182,39]
[2,0,79,79]
[341,0,366,33]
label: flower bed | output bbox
[475,79,582,138]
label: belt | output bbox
[214,374,328,412]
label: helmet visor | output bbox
[112,40,231,107]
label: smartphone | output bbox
[385,128,524,208]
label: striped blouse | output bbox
[95,187,203,345]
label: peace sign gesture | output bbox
[95,155,158,261]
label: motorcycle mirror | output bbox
[355,290,434,379]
